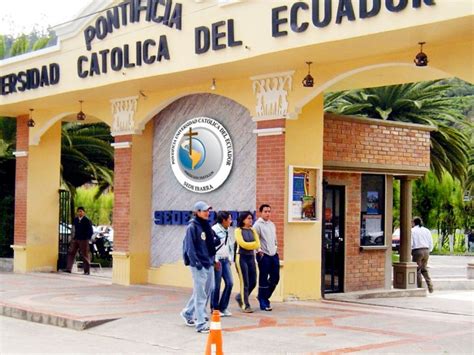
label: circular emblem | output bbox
[170,117,233,193]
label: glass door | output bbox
[322,185,345,293]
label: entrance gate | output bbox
[322,185,345,293]
[57,189,71,270]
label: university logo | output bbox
[170,117,233,193]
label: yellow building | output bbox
[1,0,472,300]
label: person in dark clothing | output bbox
[234,211,260,313]
[254,204,280,311]
[64,207,94,275]
[180,201,217,334]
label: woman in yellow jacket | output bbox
[234,211,260,313]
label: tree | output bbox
[61,122,114,199]
[325,80,472,183]
[0,30,56,59]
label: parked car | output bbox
[392,228,400,251]
[59,222,72,236]
[90,225,114,260]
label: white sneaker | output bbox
[180,311,195,327]
[220,309,232,317]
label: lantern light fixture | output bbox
[27,109,35,128]
[77,100,86,121]
[414,42,428,67]
[302,61,314,87]
[210,78,216,91]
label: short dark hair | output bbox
[77,207,85,212]
[259,204,271,212]
[413,217,423,226]
[216,211,231,224]
[237,211,253,228]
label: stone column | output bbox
[12,115,61,272]
[12,115,29,270]
[255,119,286,259]
[251,71,293,261]
[110,96,151,285]
[393,176,417,289]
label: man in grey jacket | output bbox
[254,204,280,311]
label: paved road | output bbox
[0,271,473,354]
[429,255,474,279]
[1,293,472,354]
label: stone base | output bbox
[467,263,474,280]
[393,262,418,289]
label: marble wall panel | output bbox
[151,94,256,267]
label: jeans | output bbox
[211,258,233,311]
[257,253,280,306]
[182,266,214,330]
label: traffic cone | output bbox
[205,310,223,355]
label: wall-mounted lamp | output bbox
[210,78,216,91]
[302,62,314,87]
[77,100,86,121]
[414,42,428,67]
[27,109,35,127]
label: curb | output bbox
[432,279,474,290]
[324,288,426,301]
[0,304,117,331]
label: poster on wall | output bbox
[288,166,318,222]
[367,191,379,214]
[293,173,306,201]
[361,213,384,246]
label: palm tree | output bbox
[325,80,472,183]
[61,122,114,199]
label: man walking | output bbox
[180,201,216,333]
[411,217,434,293]
[211,211,234,316]
[65,207,94,275]
[254,204,280,311]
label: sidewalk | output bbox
[0,271,473,354]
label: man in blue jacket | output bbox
[180,201,217,334]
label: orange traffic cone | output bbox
[205,310,224,355]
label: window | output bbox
[360,174,385,246]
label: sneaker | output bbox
[61,269,71,273]
[428,284,434,293]
[220,309,232,317]
[243,307,254,313]
[263,305,272,311]
[180,311,195,327]
[235,295,243,309]
[257,297,269,311]
[197,326,210,334]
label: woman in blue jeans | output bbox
[211,211,234,316]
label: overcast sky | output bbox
[0,0,92,36]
